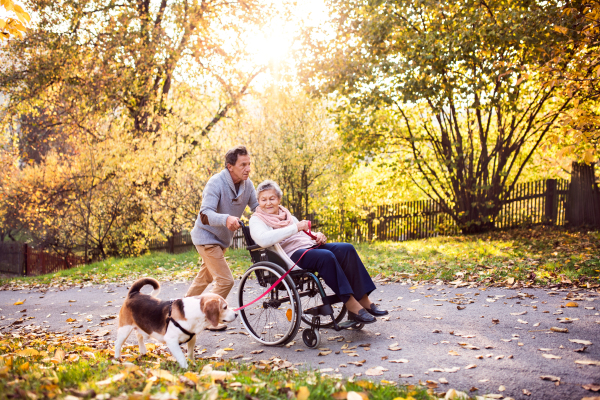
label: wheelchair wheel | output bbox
[351,323,365,330]
[302,329,321,349]
[300,278,347,328]
[238,262,301,346]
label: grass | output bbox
[2,226,599,289]
[0,331,437,399]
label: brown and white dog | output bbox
[114,277,237,368]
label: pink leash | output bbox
[233,222,318,312]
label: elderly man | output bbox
[187,146,258,329]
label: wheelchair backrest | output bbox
[240,220,290,270]
[240,223,256,247]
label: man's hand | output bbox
[315,232,327,245]
[296,220,310,232]
[226,216,241,232]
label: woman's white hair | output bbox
[256,180,283,199]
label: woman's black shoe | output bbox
[348,309,377,324]
[365,304,389,316]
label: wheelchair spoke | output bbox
[238,264,301,346]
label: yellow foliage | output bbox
[0,0,30,40]
[296,386,310,400]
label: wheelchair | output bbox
[237,221,365,349]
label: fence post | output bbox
[545,179,557,225]
[22,243,28,276]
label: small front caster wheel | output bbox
[302,329,321,349]
[352,323,365,331]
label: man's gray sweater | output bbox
[190,169,259,248]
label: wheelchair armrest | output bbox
[246,244,264,251]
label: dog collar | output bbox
[167,300,196,344]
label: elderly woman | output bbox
[249,180,388,324]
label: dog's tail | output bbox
[127,278,160,298]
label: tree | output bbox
[304,0,576,233]
[540,0,600,163]
[236,86,343,219]
[0,0,29,40]
[1,0,266,146]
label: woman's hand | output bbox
[296,220,310,232]
[315,232,327,245]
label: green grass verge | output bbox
[2,227,599,289]
[0,332,437,399]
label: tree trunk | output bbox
[566,161,600,227]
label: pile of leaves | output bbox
[0,326,440,400]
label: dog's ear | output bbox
[201,298,220,327]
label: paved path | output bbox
[1,280,599,400]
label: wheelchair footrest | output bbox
[337,320,360,330]
[304,303,334,317]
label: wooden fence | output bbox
[310,178,571,242]
[0,243,85,276]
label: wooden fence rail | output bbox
[0,243,85,276]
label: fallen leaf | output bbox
[69,300,77,303]
[523,389,531,396]
[583,384,600,392]
[96,373,126,386]
[550,327,568,333]
[388,359,409,363]
[331,392,348,400]
[250,350,263,354]
[499,385,506,392]
[569,339,593,345]
[151,369,176,382]
[575,347,588,353]
[347,392,365,400]
[465,364,477,369]
[565,302,578,307]
[540,375,561,382]
[364,366,383,376]
[297,386,310,400]
[16,349,39,357]
[318,351,332,356]
[448,350,460,356]
[348,360,366,366]
[439,377,448,384]
[542,354,562,360]
[13,300,25,305]
[575,360,600,366]
[510,311,527,316]
[444,389,469,399]
[518,319,528,324]
[399,374,413,378]
[457,306,466,310]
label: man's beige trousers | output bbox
[186,244,234,299]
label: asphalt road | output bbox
[1,280,599,400]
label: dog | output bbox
[114,277,237,368]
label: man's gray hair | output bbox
[256,180,283,199]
